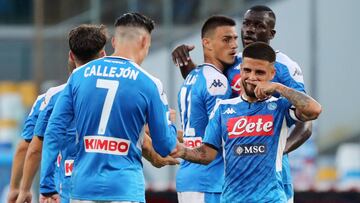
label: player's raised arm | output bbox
[276,84,321,121]
[171,44,196,79]
[251,80,322,121]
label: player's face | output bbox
[211,26,238,65]
[240,57,275,98]
[241,11,275,48]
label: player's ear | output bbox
[69,51,75,62]
[202,38,212,50]
[99,49,106,57]
[140,35,146,49]
[140,35,150,49]
[270,29,276,40]
[111,37,116,49]
[269,63,276,80]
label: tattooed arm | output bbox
[274,84,322,121]
[171,143,218,165]
[250,81,322,121]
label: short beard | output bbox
[242,82,257,98]
[244,87,256,98]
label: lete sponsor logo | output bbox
[227,115,274,138]
[84,136,130,155]
[183,137,202,148]
[234,144,267,155]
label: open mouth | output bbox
[229,51,237,56]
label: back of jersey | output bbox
[67,56,176,201]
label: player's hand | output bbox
[7,189,19,203]
[171,44,195,67]
[39,194,60,203]
[170,142,186,159]
[247,81,277,100]
[15,190,32,203]
[169,108,176,123]
[152,155,180,168]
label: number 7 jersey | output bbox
[177,63,231,193]
[41,56,177,202]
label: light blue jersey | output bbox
[226,51,305,200]
[204,96,299,203]
[176,63,231,194]
[41,56,177,202]
[21,94,45,141]
[36,84,77,203]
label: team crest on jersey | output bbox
[267,102,277,111]
[227,115,274,138]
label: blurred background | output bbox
[0,0,359,202]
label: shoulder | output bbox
[130,61,168,105]
[201,64,229,96]
[276,52,302,72]
[209,97,243,119]
[40,84,66,110]
[275,51,304,83]
[34,93,46,105]
[29,93,46,116]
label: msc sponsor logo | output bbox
[84,136,130,155]
[64,159,74,176]
[183,137,202,148]
[234,144,267,155]
[227,115,274,138]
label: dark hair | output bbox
[242,42,275,63]
[248,5,276,20]
[201,15,236,38]
[114,12,155,33]
[248,5,276,28]
[68,24,107,63]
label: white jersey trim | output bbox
[202,64,229,96]
[275,118,288,172]
[276,52,304,84]
[209,97,243,119]
[29,93,45,116]
[40,84,66,110]
[129,61,169,106]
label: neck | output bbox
[204,55,226,72]
[112,44,142,65]
[241,93,258,103]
